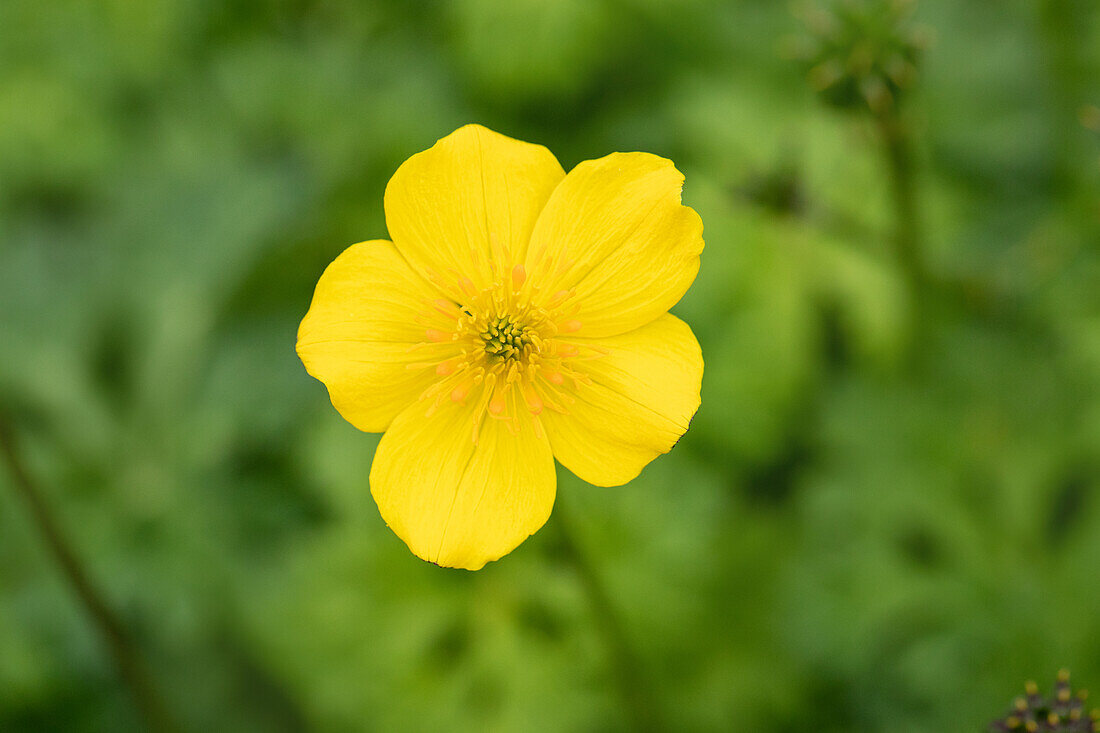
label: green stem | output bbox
[553,496,661,732]
[876,107,926,295]
[0,418,180,733]
[1037,0,1091,195]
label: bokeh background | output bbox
[2,0,1100,731]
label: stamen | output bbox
[523,383,543,415]
[489,388,507,416]
[425,328,451,343]
[436,358,460,376]
[410,261,606,441]
[431,299,460,319]
[548,290,571,307]
[531,380,569,414]
[469,374,495,445]
[459,276,478,298]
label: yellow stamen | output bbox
[459,276,478,298]
[432,299,460,319]
[523,383,543,415]
[407,262,604,440]
[451,383,470,402]
[425,328,451,342]
[436,358,459,376]
[548,289,571,306]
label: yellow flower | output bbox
[297,124,704,570]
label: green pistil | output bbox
[482,316,530,361]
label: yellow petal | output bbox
[525,152,704,338]
[370,397,556,570]
[543,314,702,486]
[384,124,565,298]
[297,240,451,433]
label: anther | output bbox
[459,276,478,297]
[523,383,543,414]
[512,264,527,290]
[548,289,571,307]
[559,319,582,333]
[425,328,451,342]
[432,299,460,319]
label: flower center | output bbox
[480,315,534,363]
[409,263,603,444]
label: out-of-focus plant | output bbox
[1083,104,1100,171]
[790,0,934,295]
[790,0,930,115]
[989,670,1099,732]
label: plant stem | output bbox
[876,107,926,295]
[553,495,661,732]
[1037,0,1091,196]
[0,418,180,733]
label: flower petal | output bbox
[543,314,702,486]
[384,124,565,297]
[370,397,556,570]
[297,240,451,433]
[525,152,704,338]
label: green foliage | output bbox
[1,0,1099,731]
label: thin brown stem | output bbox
[0,417,180,733]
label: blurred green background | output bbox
[2,1,1099,731]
